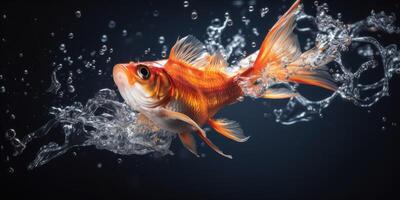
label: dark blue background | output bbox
[1,0,399,199]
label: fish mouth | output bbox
[113,64,133,105]
[113,64,129,88]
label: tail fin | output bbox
[240,0,337,93]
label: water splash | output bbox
[5,2,400,168]
[9,89,173,169]
[239,3,400,125]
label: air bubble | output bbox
[224,12,230,19]
[8,167,14,174]
[183,1,189,8]
[227,19,233,26]
[153,10,159,17]
[75,10,82,18]
[5,129,16,140]
[68,32,74,39]
[59,44,66,51]
[158,36,165,44]
[108,20,116,29]
[122,29,128,37]
[101,35,108,43]
[191,10,198,20]
[248,5,254,12]
[67,85,75,93]
[67,77,73,84]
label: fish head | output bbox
[113,61,172,110]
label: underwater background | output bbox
[1,0,400,199]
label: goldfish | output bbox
[112,0,336,158]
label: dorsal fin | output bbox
[205,52,228,72]
[169,35,210,68]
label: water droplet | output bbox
[382,126,386,131]
[68,32,74,39]
[382,116,387,122]
[224,12,230,18]
[117,158,123,164]
[183,1,189,8]
[24,69,28,75]
[252,27,259,36]
[108,20,116,29]
[57,91,64,98]
[67,77,73,84]
[5,129,16,140]
[59,44,66,51]
[191,10,198,20]
[392,122,397,127]
[98,69,102,75]
[76,69,82,74]
[161,51,167,58]
[251,41,256,48]
[10,114,15,120]
[75,10,82,18]
[227,19,233,26]
[101,35,108,43]
[19,53,24,58]
[260,7,269,18]
[122,29,128,37]
[248,5,254,12]
[72,151,77,156]
[0,86,5,93]
[2,14,6,19]
[67,85,75,93]
[8,167,14,174]
[158,36,165,44]
[153,10,159,17]
[50,32,55,37]
[97,162,102,168]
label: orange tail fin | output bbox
[240,0,337,92]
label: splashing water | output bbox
[239,3,400,124]
[7,89,173,169]
[6,2,400,168]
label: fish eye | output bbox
[137,64,150,80]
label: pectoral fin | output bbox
[179,132,199,157]
[208,118,249,142]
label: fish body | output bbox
[113,0,336,158]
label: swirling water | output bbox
[4,1,400,169]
